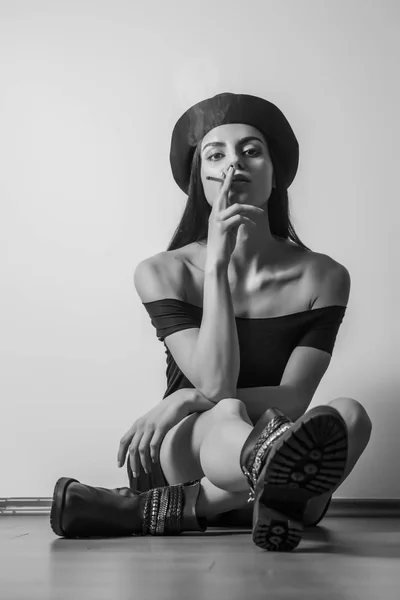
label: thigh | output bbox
[159,412,206,485]
[326,396,372,445]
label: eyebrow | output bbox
[201,136,265,153]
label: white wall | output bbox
[0,0,398,498]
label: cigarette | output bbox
[206,176,225,182]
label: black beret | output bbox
[169,92,299,195]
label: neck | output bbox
[228,208,286,278]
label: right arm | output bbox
[135,165,262,404]
[134,255,240,404]
[189,261,240,401]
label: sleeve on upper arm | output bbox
[296,306,347,355]
[142,299,200,342]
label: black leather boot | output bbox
[240,406,348,552]
[50,477,207,538]
[304,495,333,527]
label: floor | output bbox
[1,515,399,600]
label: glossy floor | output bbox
[1,515,399,600]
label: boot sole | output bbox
[50,477,79,537]
[252,406,348,552]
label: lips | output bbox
[232,175,250,182]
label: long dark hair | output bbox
[166,138,312,252]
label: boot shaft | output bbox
[141,479,207,535]
[240,408,293,499]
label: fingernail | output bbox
[132,471,137,478]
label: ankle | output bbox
[195,478,250,519]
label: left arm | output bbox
[183,384,306,423]
[181,261,350,413]
[237,260,351,424]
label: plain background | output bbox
[0,0,398,498]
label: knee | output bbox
[211,397,248,417]
[329,397,372,440]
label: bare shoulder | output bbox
[133,251,187,303]
[309,251,350,282]
[308,252,351,307]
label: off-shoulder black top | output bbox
[141,298,347,400]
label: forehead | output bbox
[201,123,267,148]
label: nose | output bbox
[220,159,244,178]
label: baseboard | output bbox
[0,498,53,515]
[327,499,400,518]
[1,497,400,517]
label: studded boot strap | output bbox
[242,414,292,503]
[141,479,201,535]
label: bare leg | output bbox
[195,477,250,519]
[159,396,372,523]
[160,398,254,490]
[159,398,254,518]
[303,397,372,524]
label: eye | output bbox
[207,148,261,161]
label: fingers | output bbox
[216,165,235,211]
[128,429,154,477]
[127,431,143,478]
[149,429,164,465]
[227,214,257,230]
[222,203,264,220]
[118,421,167,478]
[117,430,134,468]
[137,430,154,475]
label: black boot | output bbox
[112,486,137,498]
[50,477,207,538]
[240,406,348,552]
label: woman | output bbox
[50,93,372,552]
